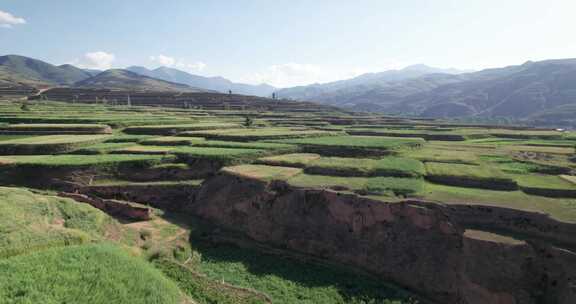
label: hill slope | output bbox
[277,64,468,104]
[0,55,92,86]
[74,69,211,92]
[127,66,276,96]
[279,59,576,122]
[388,59,576,119]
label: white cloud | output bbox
[149,55,176,66]
[242,63,325,87]
[149,54,207,73]
[71,51,116,70]
[0,10,26,28]
[179,61,207,72]
[240,61,407,88]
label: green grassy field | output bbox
[423,183,576,223]
[425,162,518,190]
[1,99,576,302]
[69,142,136,154]
[194,140,297,152]
[0,123,111,132]
[478,155,558,174]
[287,173,423,197]
[305,156,425,177]
[274,135,424,150]
[0,154,172,168]
[124,122,241,135]
[402,145,480,164]
[182,127,341,141]
[154,259,267,304]
[140,136,206,146]
[0,186,118,258]
[256,153,322,167]
[173,146,273,163]
[223,164,303,181]
[516,174,576,190]
[0,244,184,304]
[188,240,415,304]
[0,185,418,304]
[0,134,111,154]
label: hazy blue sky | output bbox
[1,0,575,87]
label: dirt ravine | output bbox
[183,172,576,304]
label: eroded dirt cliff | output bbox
[184,172,576,304]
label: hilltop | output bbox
[278,59,576,126]
[0,55,275,96]
[127,66,276,96]
[74,69,210,92]
[0,55,92,87]
[277,64,469,105]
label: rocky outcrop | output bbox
[58,192,152,220]
[184,172,576,304]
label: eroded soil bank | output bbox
[181,172,576,304]
[29,165,576,304]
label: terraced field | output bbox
[0,99,575,303]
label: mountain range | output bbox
[126,66,275,96]
[0,55,269,94]
[0,55,92,87]
[74,69,209,92]
[277,59,576,125]
[277,64,470,105]
[387,59,576,119]
[2,54,576,125]
[0,54,199,92]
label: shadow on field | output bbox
[186,231,418,304]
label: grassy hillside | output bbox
[74,69,210,92]
[0,98,574,303]
[127,66,276,96]
[0,55,91,86]
[0,183,417,304]
[0,244,183,304]
[0,186,119,258]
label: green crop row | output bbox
[0,134,111,154]
[425,162,518,190]
[304,157,425,178]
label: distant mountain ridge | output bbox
[3,54,576,125]
[277,59,576,124]
[126,66,276,96]
[383,59,576,120]
[74,69,211,92]
[0,55,92,87]
[0,55,273,95]
[276,64,470,103]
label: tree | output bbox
[20,102,31,111]
[243,115,254,127]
